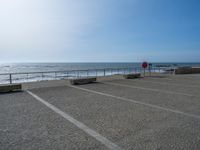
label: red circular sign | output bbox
[142,62,148,69]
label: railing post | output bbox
[87,70,89,77]
[104,69,106,76]
[77,71,79,78]
[55,72,57,79]
[27,73,29,82]
[149,67,151,76]
[9,74,12,84]
[67,71,69,79]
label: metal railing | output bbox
[0,66,170,84]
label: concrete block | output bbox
[123,73,141,79]
[0,84,22,93]
[175,67,200,74]
[70,78,96,85]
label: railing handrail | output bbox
[0,67,142,76]
[0,66,174,84]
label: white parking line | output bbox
[104,82,195,97]
[135,79,200,88]
[146,76,200,84]
[69,85,200,120]
[26,90,122,150]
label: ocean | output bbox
[0,62,200,84]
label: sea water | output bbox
[0,62,199,84]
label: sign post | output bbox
[142,62,148,77]
[149,63,152,76]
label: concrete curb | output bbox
[70,78,97,85]
[0,84,22,93]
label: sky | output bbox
[0,0,200,63]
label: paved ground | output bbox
[1,74,200,150]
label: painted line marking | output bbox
[145,76,200,84]
[68,85,200,120]
[134,79,200,88]
[104,82,195,97]
[26,90,122,150]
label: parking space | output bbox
[0,92,109,150]
[144,75,200,86]
[29,85,200,150]
[132,79,200,88]
[77,82,200,116]
[103,78,200,96]
[1,74,200,150]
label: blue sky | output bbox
[0,0,200,62]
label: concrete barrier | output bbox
[175,67,200,74]
[123,73,141,79]
[0,84,22,93]
[70,78,97,85]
